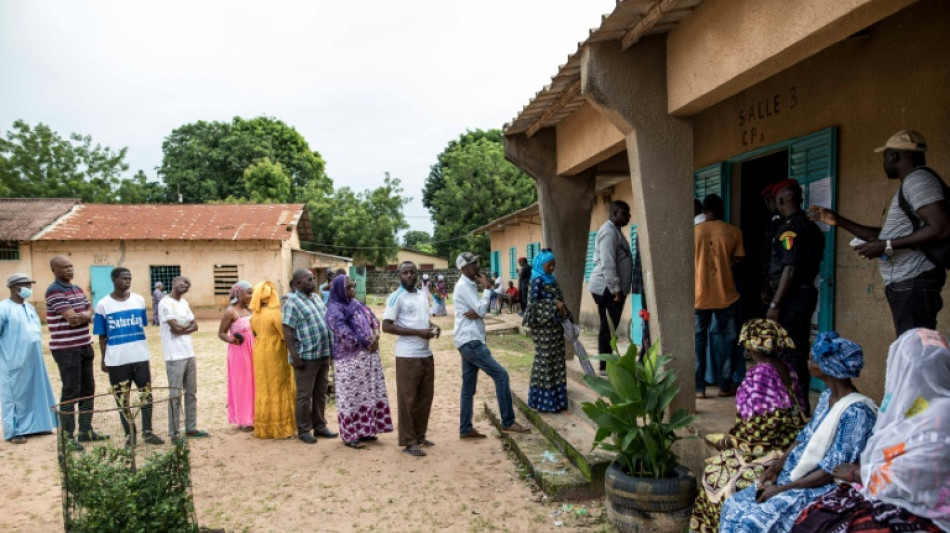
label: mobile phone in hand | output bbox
[233,332,245,345]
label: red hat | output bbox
[760,183,777,197]
[771,179,802,196]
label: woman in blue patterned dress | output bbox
[719,332,878,533]
[524,249,570,413]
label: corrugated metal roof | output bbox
[504,0,703,137]
[38,203,311,242]
[0,198,80,241]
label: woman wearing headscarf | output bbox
[217,281,255,431]
[690,319,808,533]
[432,275,447,316]
[523,249,570,413]
[719,332,878,533]
[420,273,431,305]
[249,281,296,439]
[324,275,393,448]
[793,328,950,533]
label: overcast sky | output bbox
[0,0,615,235]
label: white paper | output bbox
[808,177,833,232]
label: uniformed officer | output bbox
[766,178,824,415]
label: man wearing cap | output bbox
[768,179,825,414]
[810,130,950,336]
[453,252,530,438]
[47,256,107,450]
[0,274,58,444]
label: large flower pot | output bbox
[604,462,697,533]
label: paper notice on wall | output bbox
[808,177,833,232]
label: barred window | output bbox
[149,265,181,293]
[0,241,19,261]
[214,265,239,295]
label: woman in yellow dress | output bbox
[249,281,296,439]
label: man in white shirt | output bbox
[93,267,163,446]
[453,252,530,438]
[159,276,209,440]
[382,261,440,457]
[589,201,633,373]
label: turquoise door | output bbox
[90,266,113,309]
[629,225,645,345]
[348,266,366,303]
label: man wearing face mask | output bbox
[0,274,58,444]
[766,179,824,415]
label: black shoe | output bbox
[314,428,338,438]
[65,438,84,452]
[77,430,110,443]
[298,432,317,444]
[143,432,164,445]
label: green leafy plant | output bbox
[581,339,695,479]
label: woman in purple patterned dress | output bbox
[325,275,393,449]
[689,318,808,533]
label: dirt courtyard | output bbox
[0,304,608,532]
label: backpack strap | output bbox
[897,167,948,231]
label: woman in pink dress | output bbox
[218,281,255,431]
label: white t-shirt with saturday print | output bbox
[383,288,433,358]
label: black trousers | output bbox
[51,345,96,436]
[108,361,154,434]
[777,286,818,415]
[592,288,627,370]
[885,268,946,337]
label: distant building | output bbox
[365,248,449,271]
[0,201,350,317]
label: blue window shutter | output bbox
[584,232,597,282]
[509,247,517,279]
[490,251,501,277]
[694,162,730,221]
[527,242,540,264]
[629,225,644,345]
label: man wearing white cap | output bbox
[810,130,950,335]
[0,274,58,444]
[452,252,530,438]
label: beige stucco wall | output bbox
[396,250,449,270]
[0,242,33,299]
[488,214,543,287]
[691,0,950,400]
[556,102,626,176]
[578,180,635,335]
[667,0,917,115]
[29,239,291,317]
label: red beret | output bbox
[760,183,777,197]
[771,179,802,196]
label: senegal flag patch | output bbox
[779,231,797,250]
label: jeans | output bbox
[695,301,740,393]
[166,357,198,438]
[777,286,818,415]
[458,340,514,433]
[592,288,627,370]
[885,268,946,336]
[51,345,96,436]
[294,358,330,434]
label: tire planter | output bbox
[604,462,698,533]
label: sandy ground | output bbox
[0,304,609,532]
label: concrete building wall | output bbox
[397,250,449,270]
[29,239,289,317]
[556,102,626,176]
[691,0,950,399]
[0,242,33,296]
[488,216,543,287]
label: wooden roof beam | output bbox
[621,0,685,51]
[525,79,582,138]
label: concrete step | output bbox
[482,401,597,501]
[511,389,614,493]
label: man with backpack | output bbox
[809,130,950,335]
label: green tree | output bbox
[115,170,165,204]
[308,173,410,267]
[402,230,432,249]
[423,129,536,260]
[243,158,290,203]
[0,120,154,203]
[159,116,331,203]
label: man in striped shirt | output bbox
[46,256,107,450]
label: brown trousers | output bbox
[294,358,330,434]
[395,356,435,447]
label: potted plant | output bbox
[582,339,697,533]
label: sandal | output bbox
[418,439,435,447]
[9,436,26,444]
[344,441,367,450]
[358,435,378,442]
[186,430,211,438]
[402,445,426,457]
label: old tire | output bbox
[605,462,697,513]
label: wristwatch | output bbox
[769,301,779,310]
[885,239,894,256]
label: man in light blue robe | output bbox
[0,273,58,443]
